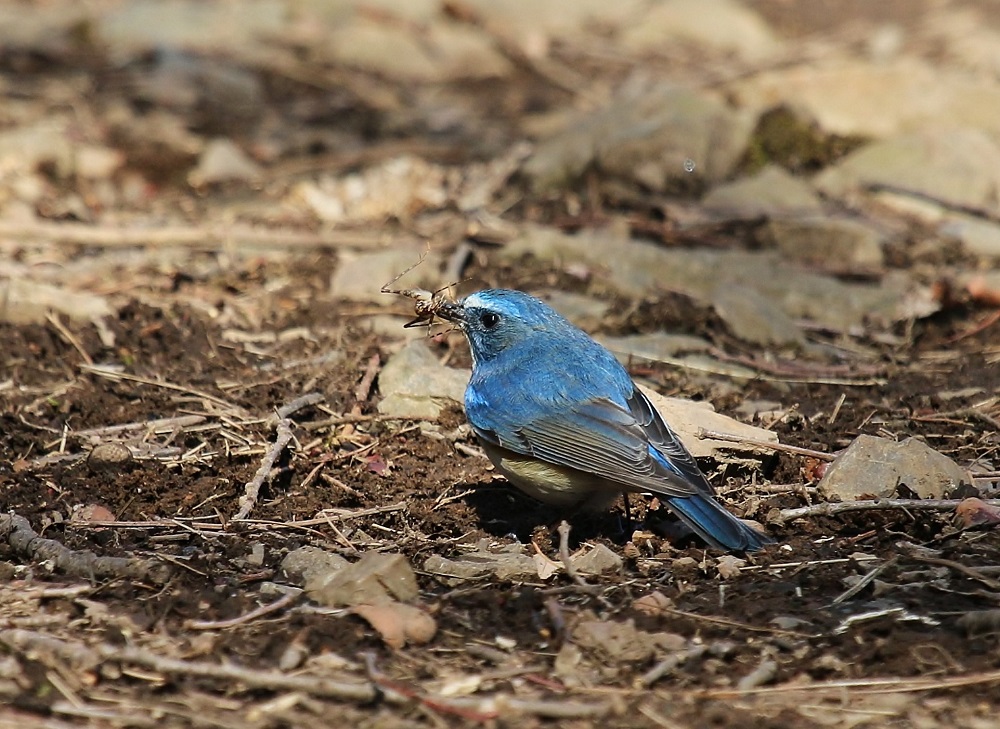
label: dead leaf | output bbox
[955,497,1000,528]
[353,602,437,649]
[716,554,746,579]
[633,591,674,617]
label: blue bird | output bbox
[438,289,771,552]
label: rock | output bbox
[572,619,686,663]
[458,0,646,49]
[330,245,443,305]
[0,279,113,324]
[730,57,1000,140]
[188,138,262,186]
[501,226,911,331]
[535,290,610,328]
[97,0,287,60]
[939,214,1000,259]
[817,435,970,501]
[814,128,1000,214]
[621,0,782,61]
[423,544,540,586]
[762,216,885,268]
[597,332,714,361]
[281,546,349,586]
[297,157,452,224]
[0,119,74,177]
[702,165,824,220]
[322,17,511,82]
[570,544,623,576]
[524,83,754,192]
[716,554,745,579]
[307,552,419,608]
[711,285,805,347]
[377,340,469,420]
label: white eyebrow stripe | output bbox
[463,292,488,308]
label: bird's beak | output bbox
[435,300,467,325]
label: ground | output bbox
[2,1,1000,728]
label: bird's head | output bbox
[439,289,564,364]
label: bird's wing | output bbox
[477,389,714,499]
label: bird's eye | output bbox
[480,312,500,329]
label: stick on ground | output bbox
[0,514,171,584]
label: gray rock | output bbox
[424,545,539,586]
[711,285,805,347]
[762,216,885,268]
[940,214,1000,259]
[307,552,419,608]
[524,84,754,192]
[330,246,443,305]
[815,129,1000,215]
[570,543,623,576]
[597,332,713,362]
[322,17,511,82]
[703,165,824,220]
[377,340,469,420]
[458,0,645,45]
[281,546,349,586]
[536,290,610,328]
[730,57,1000,140]
[188,138,262,186]
[500,227,910,331]
[818,435,970,501]
[620,0,781,61]
[97,0,287,59]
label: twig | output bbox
[557,521,590,591]
[777,498,1000,522]
[233,419,294,521]
[187,591,300,630]
[0,513,170,584]
[0,220,389,250]
[662,607,812,638]
[71,415,207,439]
[905,553,1000,591]
[0,630,379,703]
[697,429,835,461]
[46,313,93,366]
[80,365,243,415]
[274,392,324,421]
[830,557,897,605]
[354,354,381,404]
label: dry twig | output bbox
[0,514,170,584]
[777,498,1000,522]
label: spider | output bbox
[380,248,463,328]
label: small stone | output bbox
[762,216,885,268]
[703,165,823,219]
[281,546,349,586]
[711,285,805,347]
[818,435,971,501]
[307,552,419,608]
[188,138,262,186]
[376,340,469,420]
[423,547,539,586]
[570,543,623,576]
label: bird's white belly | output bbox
[480,441,619,510]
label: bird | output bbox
[436,288,771,552]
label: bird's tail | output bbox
[667,493,772,552]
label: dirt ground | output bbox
[3,2,1000,728]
